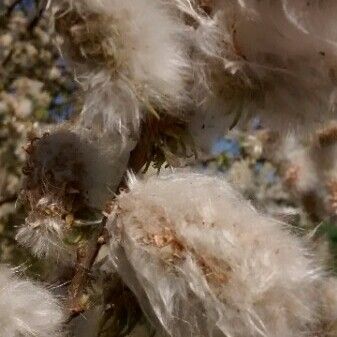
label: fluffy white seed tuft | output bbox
[0,265,65,337]
[179,0,337,149]
[16,213,74,263]
[321,277,337,336]
[109,171,323,337]
[52,0,190,138]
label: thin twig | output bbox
[28,0,48,31]
[67,216,108,319]
[66,118,151,320]
[5,0,22,17]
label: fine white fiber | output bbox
[108,171,324,337]
[177,0,337,150]
[0,265,65,337]
[16,212,75,263]
[321,277,337,337]
[52,0,190,138]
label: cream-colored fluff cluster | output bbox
[16,124,131,262]
[108,171,337,337]
[16,212,74,263]
[179,0,337,149]
[52,0,190,138]
[321,277,337,337]
[0,265,64,337]
[51,0,337,152]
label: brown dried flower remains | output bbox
[55,8,123,71]
[20,131,91,235]
[140,218,230,287]
[129,113,194,172]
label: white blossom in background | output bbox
[226,159,255,194]
[108,171,330,337]
[0,265,64,337]
[51,0,190,139]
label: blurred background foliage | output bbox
[0,0,75,273]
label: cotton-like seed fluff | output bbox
[52,0,191,137]
[109,171,323,337]
[0,265,65,337]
